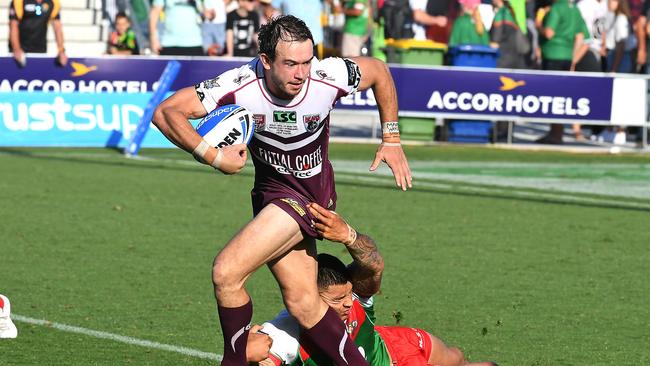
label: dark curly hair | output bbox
[316,253,350,291]
[258,15,314,60]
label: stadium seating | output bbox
[0,0,107,56]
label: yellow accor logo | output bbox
[499,76,525,91]
[70,62,98,77]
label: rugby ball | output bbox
[196,104,255,148]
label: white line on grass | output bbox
[12,314,222,361]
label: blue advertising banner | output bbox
[1,55,644,147]
[378,67,612,121]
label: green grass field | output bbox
[1,144,649,365]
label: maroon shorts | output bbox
[375,326,433,366]
[251,188,336,239]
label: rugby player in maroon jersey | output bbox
[153,15,411,366]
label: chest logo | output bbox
[273,110,296,123]
[303,114,320,133]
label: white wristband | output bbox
[210,148,223,170]
[382,121,400,135]
[381,142,401,147]
[343,224,357,246]
[192,140,210,161]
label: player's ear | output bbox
[260,53,272,70]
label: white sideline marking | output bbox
[12,315,222,361]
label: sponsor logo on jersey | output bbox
[233,73,251,85]
[202,76,220,89]
[279,198,306,217]
[253,114,266,132]
[303,114,320,133]
[273,110,297,123]
[315,70,334,81]
[255,145,322,179]
[343,59,361,88]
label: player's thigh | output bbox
[426,331,464,366]
[214,203,304,281]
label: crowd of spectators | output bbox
[7,0,650,143]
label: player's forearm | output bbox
[52,20,65,52]
[346,233,384,297]
[9,20,22,52]
[149,7,161,44]
[371,62,399,125]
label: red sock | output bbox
[303,307,370,366]
[217,300,252,366]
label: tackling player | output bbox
[248,203,498,366]
[152,15,411,366]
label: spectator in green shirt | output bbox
[341,0,371,57]
[449,0,490,46]
[537,0,590,144]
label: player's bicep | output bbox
[159,86,207,120]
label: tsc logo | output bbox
[253,114,266,132]
[273,110,297,123]
[303,114,320,133]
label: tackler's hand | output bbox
[308,203,357,246]
[246,324,273,363]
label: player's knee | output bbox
[211,258,243,291]
[448,347,465,366]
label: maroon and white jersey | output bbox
[195,57,361,212]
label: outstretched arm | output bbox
[307,203,384,297]
[350,56,412,191]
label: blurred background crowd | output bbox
[5,0,650,144]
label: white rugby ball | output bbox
[196,104,255,148]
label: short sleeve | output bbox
[312,57,361,96]
[195,62,255,113]
[576,11,590,39]
[261,310,301,364]
[614,14,629,42]
[226,11,235,30]
[152,0,164,7]
[253,11,260,32]
[544,4,560,30]
[50,0,61,19]
[409,0,427,11]
[9,1,18,20]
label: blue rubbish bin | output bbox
[448,45,499,67]
[447,45,499,143]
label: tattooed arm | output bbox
[307,203,385,297]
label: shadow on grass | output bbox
[3,147,649,213]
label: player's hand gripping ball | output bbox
[196,104,255,147]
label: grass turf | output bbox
[1,144,649,365]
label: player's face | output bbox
[319,282,354,322]
[262,39,314,99]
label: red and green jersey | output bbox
[261,295,391,366]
